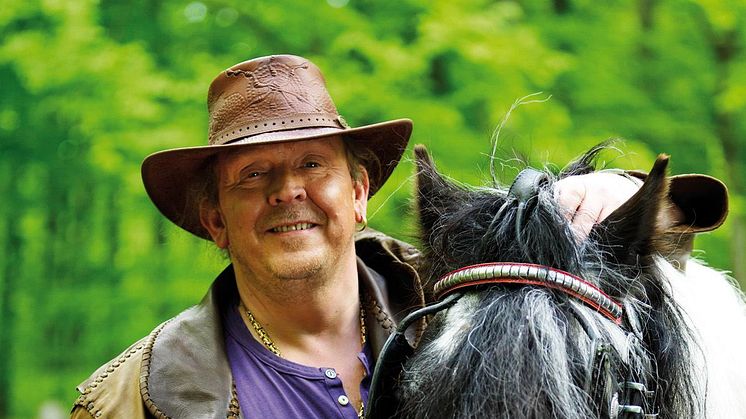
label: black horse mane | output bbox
[395,144,699,418]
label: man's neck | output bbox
[232,253,361,352]
[232,252,368,411]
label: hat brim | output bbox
[142,118,412,240]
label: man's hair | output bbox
[343,136,381,187]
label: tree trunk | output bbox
[638,0,655,31]
[711,31,745,282]
[689,7,745,281]
[553,0,571,15]
[0,162,22,417]
[716,108,746,283]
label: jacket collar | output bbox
[144,265,236,419]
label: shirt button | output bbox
[324,368,337,379]
[337,395,349,406]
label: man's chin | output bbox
[275,270,322,281]
[268,256,327,281]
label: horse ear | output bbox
[589,155,671,267]
[414,145,460,245]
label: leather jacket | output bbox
[71,230,425,419]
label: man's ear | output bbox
[353,165,370,221]
[199,199,229,249]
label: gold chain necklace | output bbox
[241,302,368,417]
[243,307,283,356]
[242,304,367,356]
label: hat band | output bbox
[211,112,346,145]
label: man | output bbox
[71,54,727,418]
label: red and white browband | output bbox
[433,262,623,324]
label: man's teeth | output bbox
[272,223,313,233]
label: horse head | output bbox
[383,144,699,418]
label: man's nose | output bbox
[267,170,307,206]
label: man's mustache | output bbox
[258,206,326,230]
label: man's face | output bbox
[201,136,369,283]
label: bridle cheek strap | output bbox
[434,262,623,325]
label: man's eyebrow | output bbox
[226,155,262,171]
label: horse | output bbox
[366,144,746,418]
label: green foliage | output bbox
[1,0,744,417]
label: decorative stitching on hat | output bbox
[214,113,345,145]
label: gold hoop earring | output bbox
[356,215,368,232]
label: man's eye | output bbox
[239,171,262,181]
[304,161,321,168]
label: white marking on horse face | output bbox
[428,293,481,360]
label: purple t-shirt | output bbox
[224,305,372,418]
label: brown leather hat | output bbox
[142,54,412,239]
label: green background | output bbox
[1,0,745,417]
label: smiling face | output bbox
[199,136,369,286]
